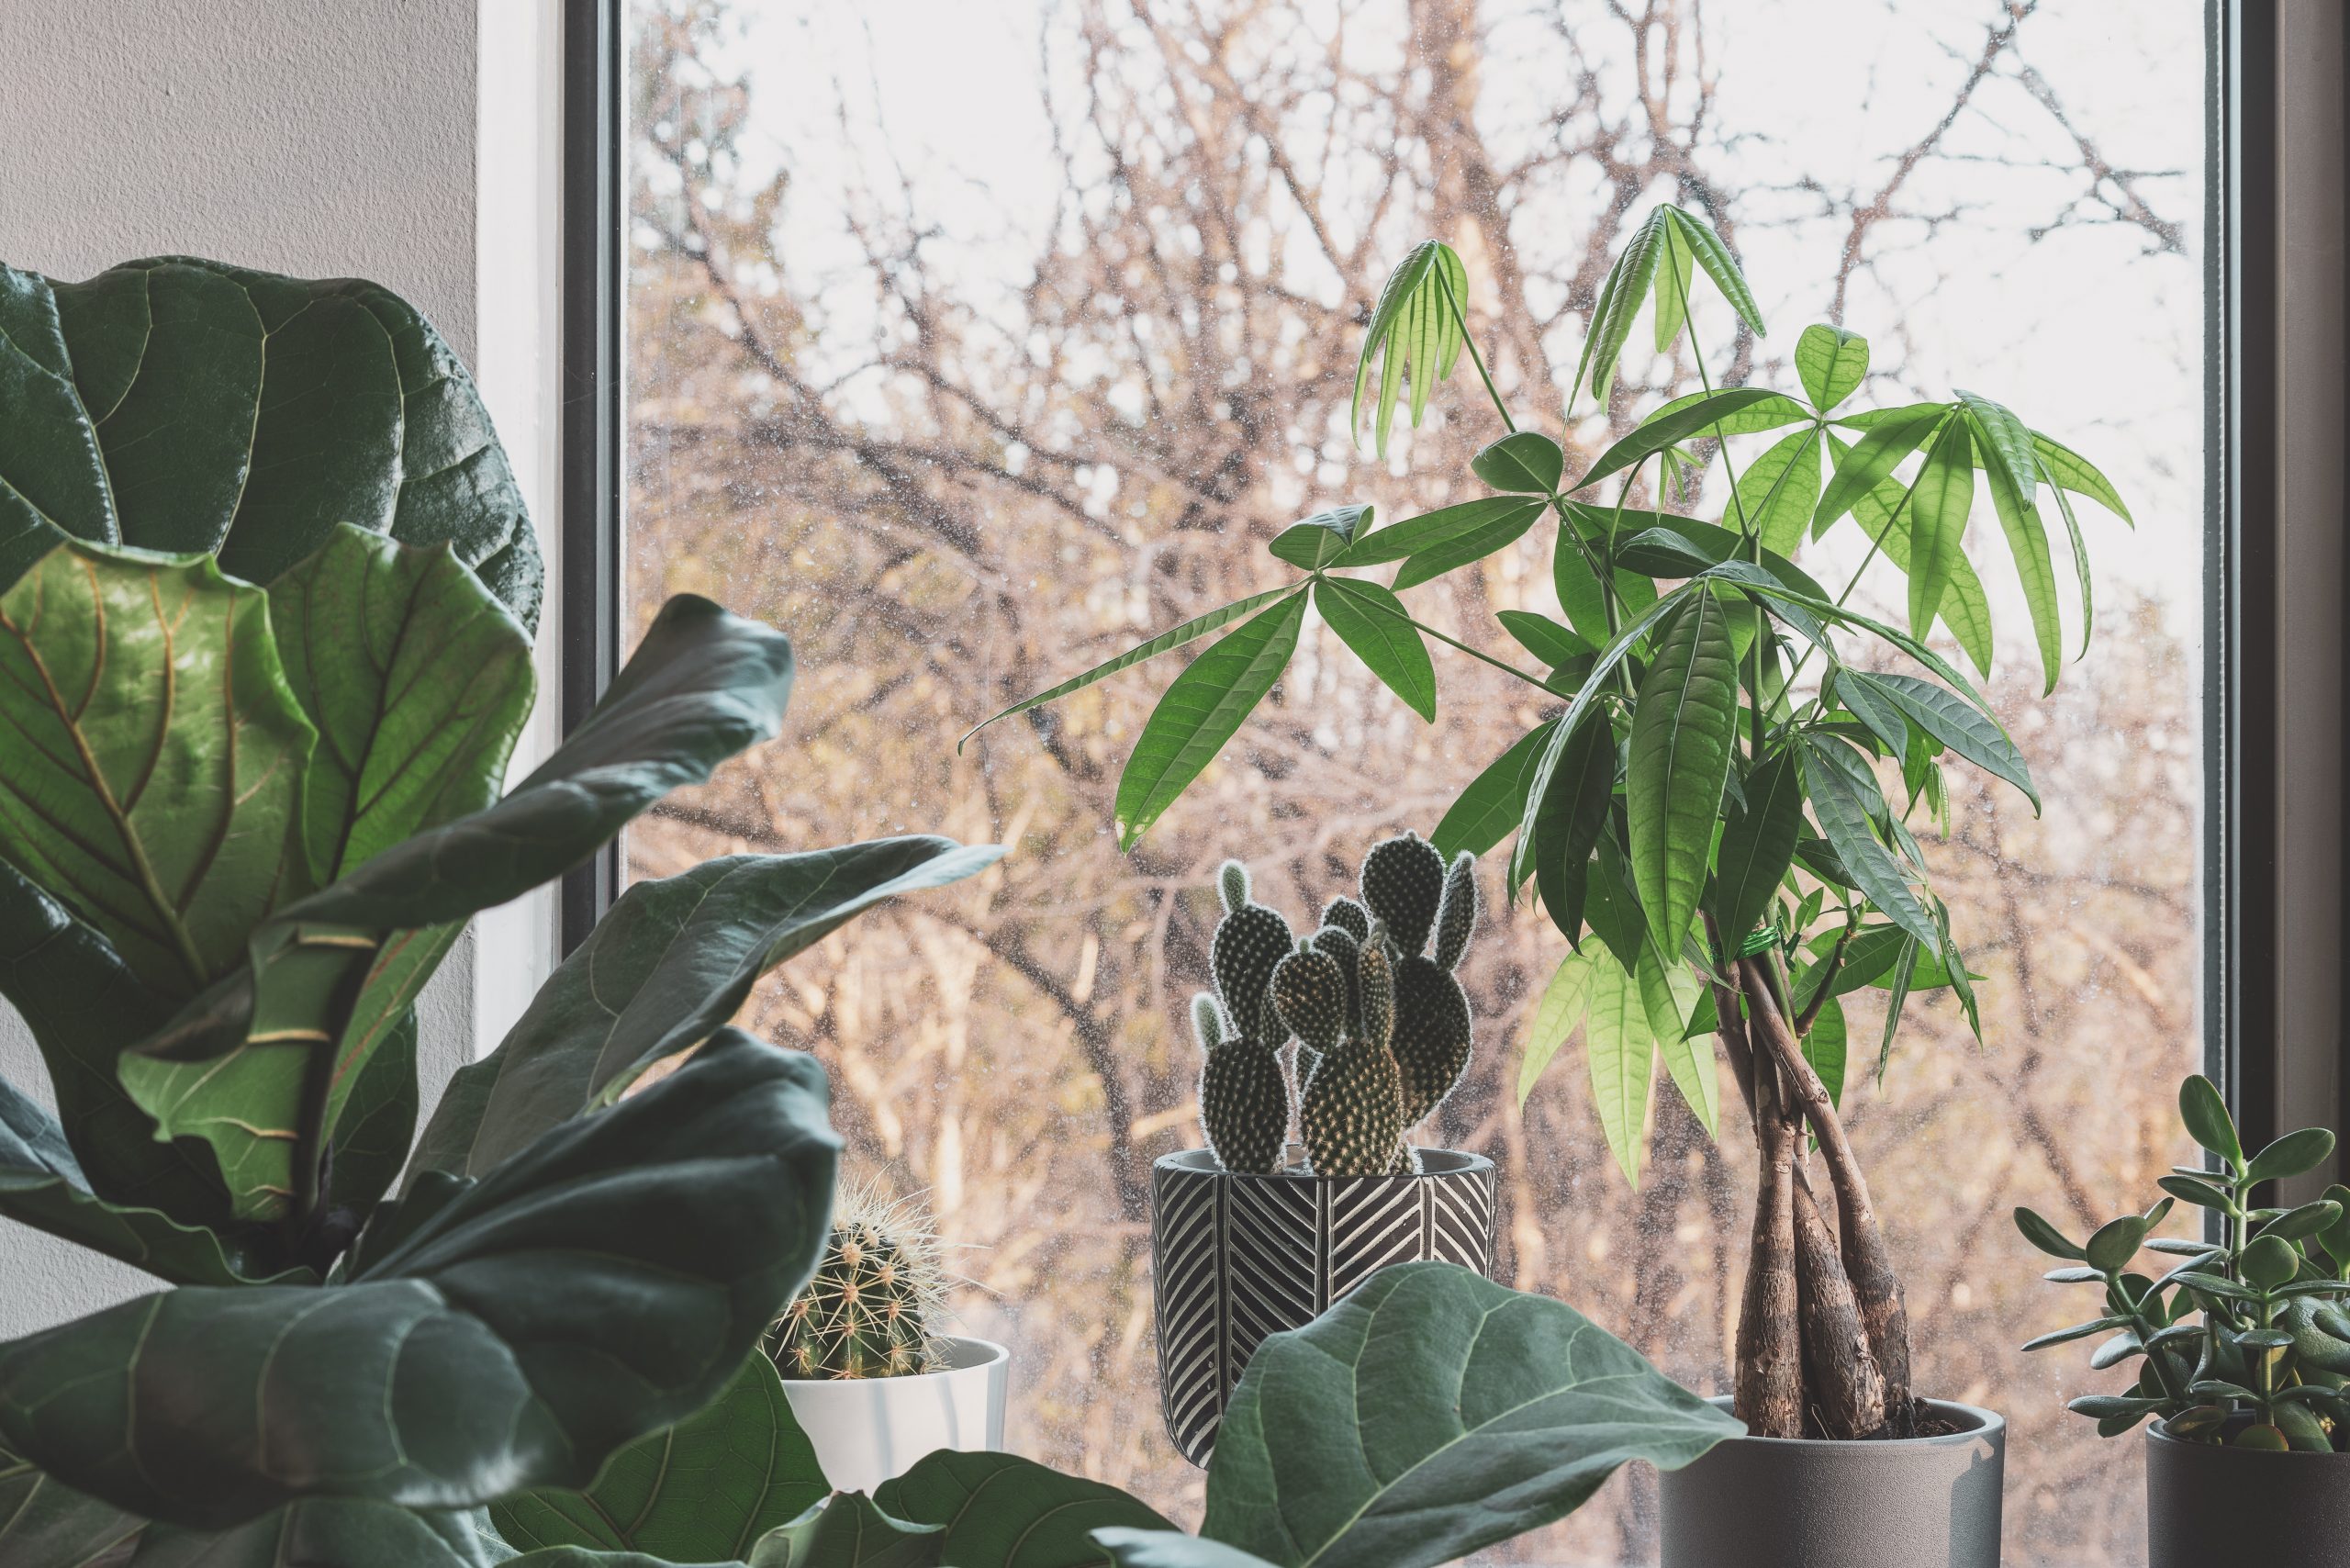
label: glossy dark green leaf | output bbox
[1799,737,1935,948]
[491,1353,827,1562]
[1471,431,1563,494]
[1641,389,1815,440]
[2023,1317,2131,1352]
[2086,1216,2153,1272]
[2178,1075,2242,1164]
[0,257,542,625]
[0,1451,151,1567]
[1572,209,1669,403]
[1812,405,1947,535]
[0,1028,840,1530]
[1337,497,1541,568]
[119,594,799,1223]
[1905,415,1975,640]
[1352,241,1467,456]
[416,840,1000,1179]
[1572,389,1795,493]
[1495,610,1594,670]
[1430,724,1554,861]
[1199,1262,1740,1568]
[1267,507,1371,570]
[873,1450,1174,1568]
[1627,590,1739,958]
[962,586,1298,747]
[1114,592,1306,849]
[1711,750,1803,950]
[1531,720,1616,945]
[1830,670,1910,758]
[1390,510,1542,591]
[764,1495,943,1568]
[1315,579,1435,720]
[270,524,536,884]
[0,540,315,1001]
[1841,672,2037,810]
[1794,326,1869,412]
[131,1501,498,1568]
[1512,588,1694,856]
[0,1075,298,1287]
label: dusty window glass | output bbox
[625,3,2205,1561]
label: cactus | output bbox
[1360,832,1445,953]
[769,1183,946,1379]
[1320,895,1371,943]
[1292,937,1405,1176]
[1390,847,1479,1125]
[1194,859,1294,1173]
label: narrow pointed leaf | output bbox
[1826,432,1995,674]
[961,586,1296,746]
[1799,737,1936,948]
[1711,749,1804,948]
[1804,994,1848,1106]
[1843,671,2037,809]
[1663,207,1768,336]
[1517,947,1599,1106]
[1574,209,1668,403]
[1337,496,1542,568]
[1530,719,1616,942]
[1390,510,1542,591]
[1353,242,1466,455]
[1965,407,2061,691]
[1268,506,1371,570]
[2039,460,2097,656]
[1495,610,1594,669]
[1315,578,1435,720]
[1513,588,1694,856]
[1114,593,1306,848]
[1431,723,1554,861]
[1906,415,1975,639]
[1626,589,1739,958]
[1471,432,1563,495]
[1812,406,1947,535]
[2031,432,2132,523]
[1639,943,1715,1135]
[1584,953,1654,1187]
[1572,389,1795,492]
[1651,223,1693,353]
[1737,428,1823,555]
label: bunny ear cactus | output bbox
[1291,937,1405,1177]
[1387,844,1481,1127]
[1360,832,1445,955]
[1195,861,1294,1174]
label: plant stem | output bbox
[1351,586,1556,693]
[1435,264,1516,435]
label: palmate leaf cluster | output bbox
[0,254,1002,1567]
[2018,1077,2350,1453]
[487,1262,1740,1568]
[972,205,2128,1184]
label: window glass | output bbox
[626,4,2205,1560]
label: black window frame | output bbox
[562,0,2343,1164]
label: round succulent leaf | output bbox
[1360,834,1445,956]
[2243,1233,2301,1290]
[2177,1075,2242,1164]
[2246,1127,2337,1186]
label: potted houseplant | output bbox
[0,254,1000,1567]
[1153,842,1496,1462]
[2018,1074,2350,1565]
[767,1182,1011,1491]
[971,205,2132,1565]
[496,1258,1745,1568]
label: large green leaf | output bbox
[0,540,315,1000]
[1811,405,1946,535]
[268,523,536,884]
[1710,748,1803,949]
[0,1074,299,1287]
[762,1495,942,1568]
[1839,671,2037,810]
[492,1354,827,1562]
[118,594,797,1224]
[416,840,1002,1180]
[0,257,541,626]
[0,1027,840,1530]
[1334,497,1541,568]
[1794,325,1869,412]
[1904,415,1975,639]
[0,1450,149,1567]
[1515,947,1599,1106]
[1626,588,1739,958]
[873,1450,1175,1568]
[1736,428,1823,555]
[1313,579,1434,720]
[1113,591,1305,849]
[1968,406,2063,693]
[1528,716,1615,941]
[1511,587,1694,859]
[1798,737,1935,948]
[1429,723,1553,861]
[129,1503,497,1568]
[1825,433,1994,675]
[1571,389,1794,492]
[1583,948,1653,1188]
[1197,1262,1741,1568]
[1351,241,1467,456]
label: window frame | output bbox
[562,0,2341,1166]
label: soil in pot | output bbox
[1656,1396,2005,1568]
[2145,1416,2350,1568]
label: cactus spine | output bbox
[1193,860,1292,1174]
[769,1183,946,1379]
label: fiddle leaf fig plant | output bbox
[970,205,2131,1439]
[0,255,1002,1567]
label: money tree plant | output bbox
[2018,1075,2350,1451]
[0,255,1000,1566]
[970,207,2130,1439]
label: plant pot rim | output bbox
[2148,1416,2350,1459]
[1154,1146,1494,1180]
[775,1334,1007,1387]
[1695,1394,2005,1450]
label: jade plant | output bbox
[770,1182,949,1380]
[1192,833,1480,1176]
[975,206,2130,1438]
[2018,1075,2350,1451]
[0,255,1000,1566]
[494,1260,1742,1568]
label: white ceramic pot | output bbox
[777,1336,1009,1493]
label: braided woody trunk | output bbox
[1706,914,1914,1440]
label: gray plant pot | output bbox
[1657,1397,2004,1568]
[1149,1144,1495,1466]
[2146,1417,2350,1566]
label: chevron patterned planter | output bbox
[1150,1145,1497,1466]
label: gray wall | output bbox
[0,0,482,1334]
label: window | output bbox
[613,3,2211,1559]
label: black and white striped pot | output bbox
[1150,1145,1496,1466]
